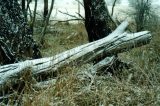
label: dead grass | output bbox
[34,22,88,57]
[2,22,160,106]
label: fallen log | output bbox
[0,21,152,95]
[0,21,127,84]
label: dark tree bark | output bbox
[21,0,28,21]
[22,0,26,13]
[83,0,116,42]
[29,0,37,35]
[44,0,48,21]
[0,0,41,65]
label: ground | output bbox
[2,21,160,106]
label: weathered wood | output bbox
[0,21,152,93]
[77,56,116,80]
[91,56,116,73]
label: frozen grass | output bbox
[2,22,160,106]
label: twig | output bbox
[58,10,80,19]
[50,19,83,22]
[75,12,85,20]
[111,0,117,16]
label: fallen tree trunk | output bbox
[0,21,152,95]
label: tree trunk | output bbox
[22,0,28,21]
[0,0,41,65]
[29,0,37,34]
[40,0,55,45]
[83,0,116,42]
[22,0,26,14]
[44,0,48,21]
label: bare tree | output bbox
[44,0,48,21]
[40,0,55,45]
[29,0,37,34]
[21,0,32,20]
